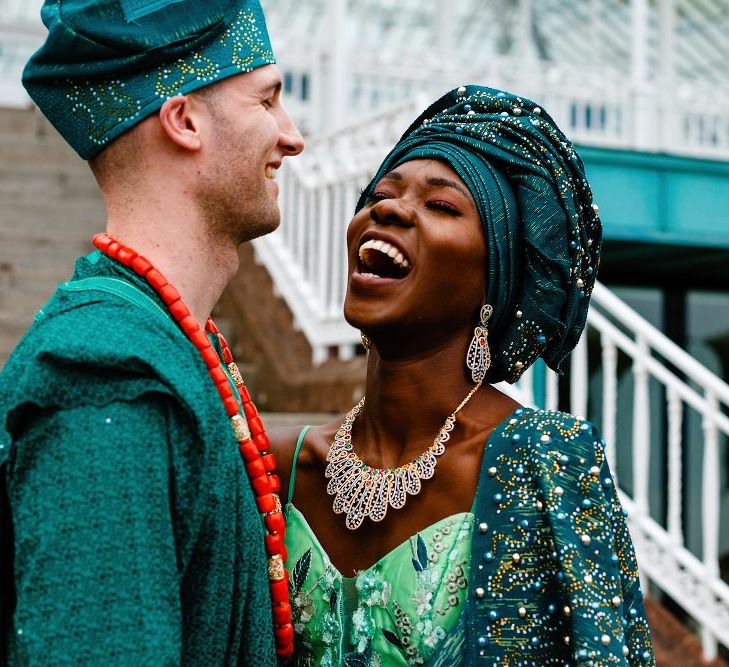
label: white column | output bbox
[630,0,656,150]
[321,0,347,132]
[658,0,677,151]
[516,0,536,60]
[666,388,683,545]
[630,0,648,84]
[601,337,618,481]
[658,0,675,84]
[316,186,332,309]
[589,0,600,69]
[434,0,455,57]
[570,333,588,419]
[519,365,535,408]
[545,370,559,412]
[701,392,720,659]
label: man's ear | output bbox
[158,95,204,151]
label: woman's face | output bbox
[344,159,488,345]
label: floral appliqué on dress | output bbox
[286,506,473,666]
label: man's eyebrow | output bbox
[259,80,282,97]
[425,176,470,199]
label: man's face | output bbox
[196,64,304,244]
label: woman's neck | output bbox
[357,337,486,465]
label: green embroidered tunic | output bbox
[0,252,276,666]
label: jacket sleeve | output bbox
[539,420,655,666]
[6,394,187,666]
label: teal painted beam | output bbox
[576,146,729,249]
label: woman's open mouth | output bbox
[356,238,411,281]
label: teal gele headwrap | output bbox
[357,85,602,384]
[23,0,275,159]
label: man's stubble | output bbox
[197,108,281,247]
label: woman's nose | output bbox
[369,198,414,227]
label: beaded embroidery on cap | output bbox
[67,9,273,154]
[24,2,276,159]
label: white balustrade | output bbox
[582,288,729,656]
[601,338,618,481]
[632,335,651,517]
[3,0,729,159]
[569,333,588,418]
[666,388,683,545]
[545,368,559,412]
[701,392,721,658]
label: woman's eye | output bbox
[427,200,461,215]
[368,191,391,202]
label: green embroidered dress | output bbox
[0,252,276,666]
[285,412,655,666]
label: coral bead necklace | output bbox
[92,233,294,659]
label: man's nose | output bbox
[278,109,304,156]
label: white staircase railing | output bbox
[254,102,729,658]
[580,284,729,659]
[510,295,729,660]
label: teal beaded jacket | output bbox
[0,252,276,666]
[435,407,654,666]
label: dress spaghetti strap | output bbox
[287,425,313,505]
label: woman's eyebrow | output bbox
[425,176,470,199]
[379,171,471,200]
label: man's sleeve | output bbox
[7,393,185,666]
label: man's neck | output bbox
[106,212,239,326]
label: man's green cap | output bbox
[23,0,275,159]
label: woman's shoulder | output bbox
[267,418,345,501]
[501,406,603,455]
[267,418,344,461]
[486,406,609,490]
[478,405,622,548]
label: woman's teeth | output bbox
[358,238,410,271]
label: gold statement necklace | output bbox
[325,381,482,530]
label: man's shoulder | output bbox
[0,286,215,442]
[7,281,198,374]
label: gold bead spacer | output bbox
[231,414,250,441]
[228,362,244,386]
[268,554,285,581]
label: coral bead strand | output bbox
[92,233,294,658]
